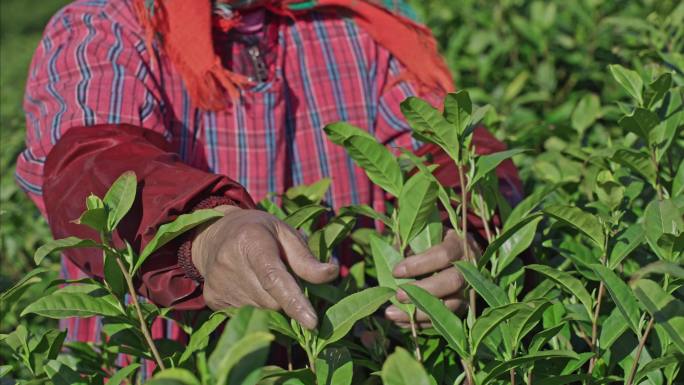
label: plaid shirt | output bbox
[16,0,521,376]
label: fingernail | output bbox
[385,306,401,318]
[393,264,407,277]
[302,311,318,330]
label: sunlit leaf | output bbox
[342,135,403,197]
[454,261,507,307]
[591,264,640,335]
[608,64,643,105]
[543,205,605,249]
[381,347,430,385]
[526,264,593,317]
[34,237,101,266]
[315,347,353,385]
[103,171,138,232]
[398,171,438,248]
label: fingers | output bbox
[393,230,464,278]
[396,321,434,329]
[275,221,339,284]
[247,235,319,330]
[395,267,465,303]
[385,296,465,323]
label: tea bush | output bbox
[1,0,683,384]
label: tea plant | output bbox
[2,57,682,384]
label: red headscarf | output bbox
[134,0,454,110]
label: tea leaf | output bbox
[608,64,643,105]
[400,96,458,161]
[180,312,228,364]
[443,91,472,134]
[643,199,684,261]
[632,279,684,353]
[72,207,108,232]
[543,205,605,249]
[644,73,672,108]
[454,261,507,307]
[673,159,684,197]
[108,364,142,385]
[599,307,629,350]
[470,149,527,187]
[318,287,394,351]
[209,306,269,375]
[283,204,328,229]
[398,171,438,247]
[497,216,542,274]
[618,108,659,144]
[633,353,683,385]
[400,284,468,357]
[471,303,525,354]
[381,347,430,385]
[612,148,657,187]
[479,212,544,268]
[483,350,579,384]
[342,135,403,197]
[323,122,375,145]
[315,347,353,385]
[213,332,273,385]
[340,205,391,227]
[526,264,593,317]
[608,223,645,269]
[508,299,552,348]
[590,264,640,335]
[135,209,224,274]
[0,267,47,304]
[103,171,137,232]
[571,93,601,135]
[22,292,121,318]
[34,237,101,266]
[45,360,87,385]
[104,251,125,297]
[150,369,201,385]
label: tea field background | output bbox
[1,0,682,345]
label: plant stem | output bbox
[588,281,605,374]
[408,314,422,362]
[115,258,166,371]
[476,190,493,243]
[457,165,477,316]
[626,317,655,385]
[510,367,516,385]
[461,359,474,385]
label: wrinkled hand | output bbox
[192,206,339,329]
[385,229,479,328]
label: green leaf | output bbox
[103,252,126,297]
[318,287,394,351]
[483,350,579,384]
[443,91,472,134]
[612,148,657,187]
[479,213,544,268]
[454,261,508,308]
[72,207,108,232]
[398,171,438,247]
[590,264,640,336]
[595,170,625,210]
[85,194,105,209]
[370,235,410,291]
[308,215,356,262]
[381,347,430,385]
[21,291,121,318]
[644,72,672,108]
[34,237,101,266]
[470,303,525,354]
[630,261,684,281]
[470,149,526,187]
[315,347,353,385]
[108,364,141,385]
[508,299,552,348]
[44,360,87,385]
[151,368,201,385]
[543,205,605,249]
[285,178,332,203]
[0,267,48,304]
[526,264,593,317]
[673,159,684,197]
[400,284,468,358]
[529,323,566,353]
[633,353,683,385]
[342,135,403,197]
[571,93,601,135]
[209,306,269,375]
[608,64,643,105]
[135,209,224,274]
[408,209,442,253]
[643,199,684,261]
[180,312,228,364]
[214,332,274,385]
[632,279,684,353]
[323,122,375,146]
[608,223,645,269]
[497,216,542,274]
[340,205,391,227]
[103,171,138,232]
[400,97,458,161]
[504,186,555,230]
[283,204,328,229]
[599,307,629,350]
[619,108,660,144]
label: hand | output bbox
[384,229,478,328]
[192,206,339,329]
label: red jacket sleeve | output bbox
[43,124,255,310]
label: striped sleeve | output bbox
[17,1,166,215]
